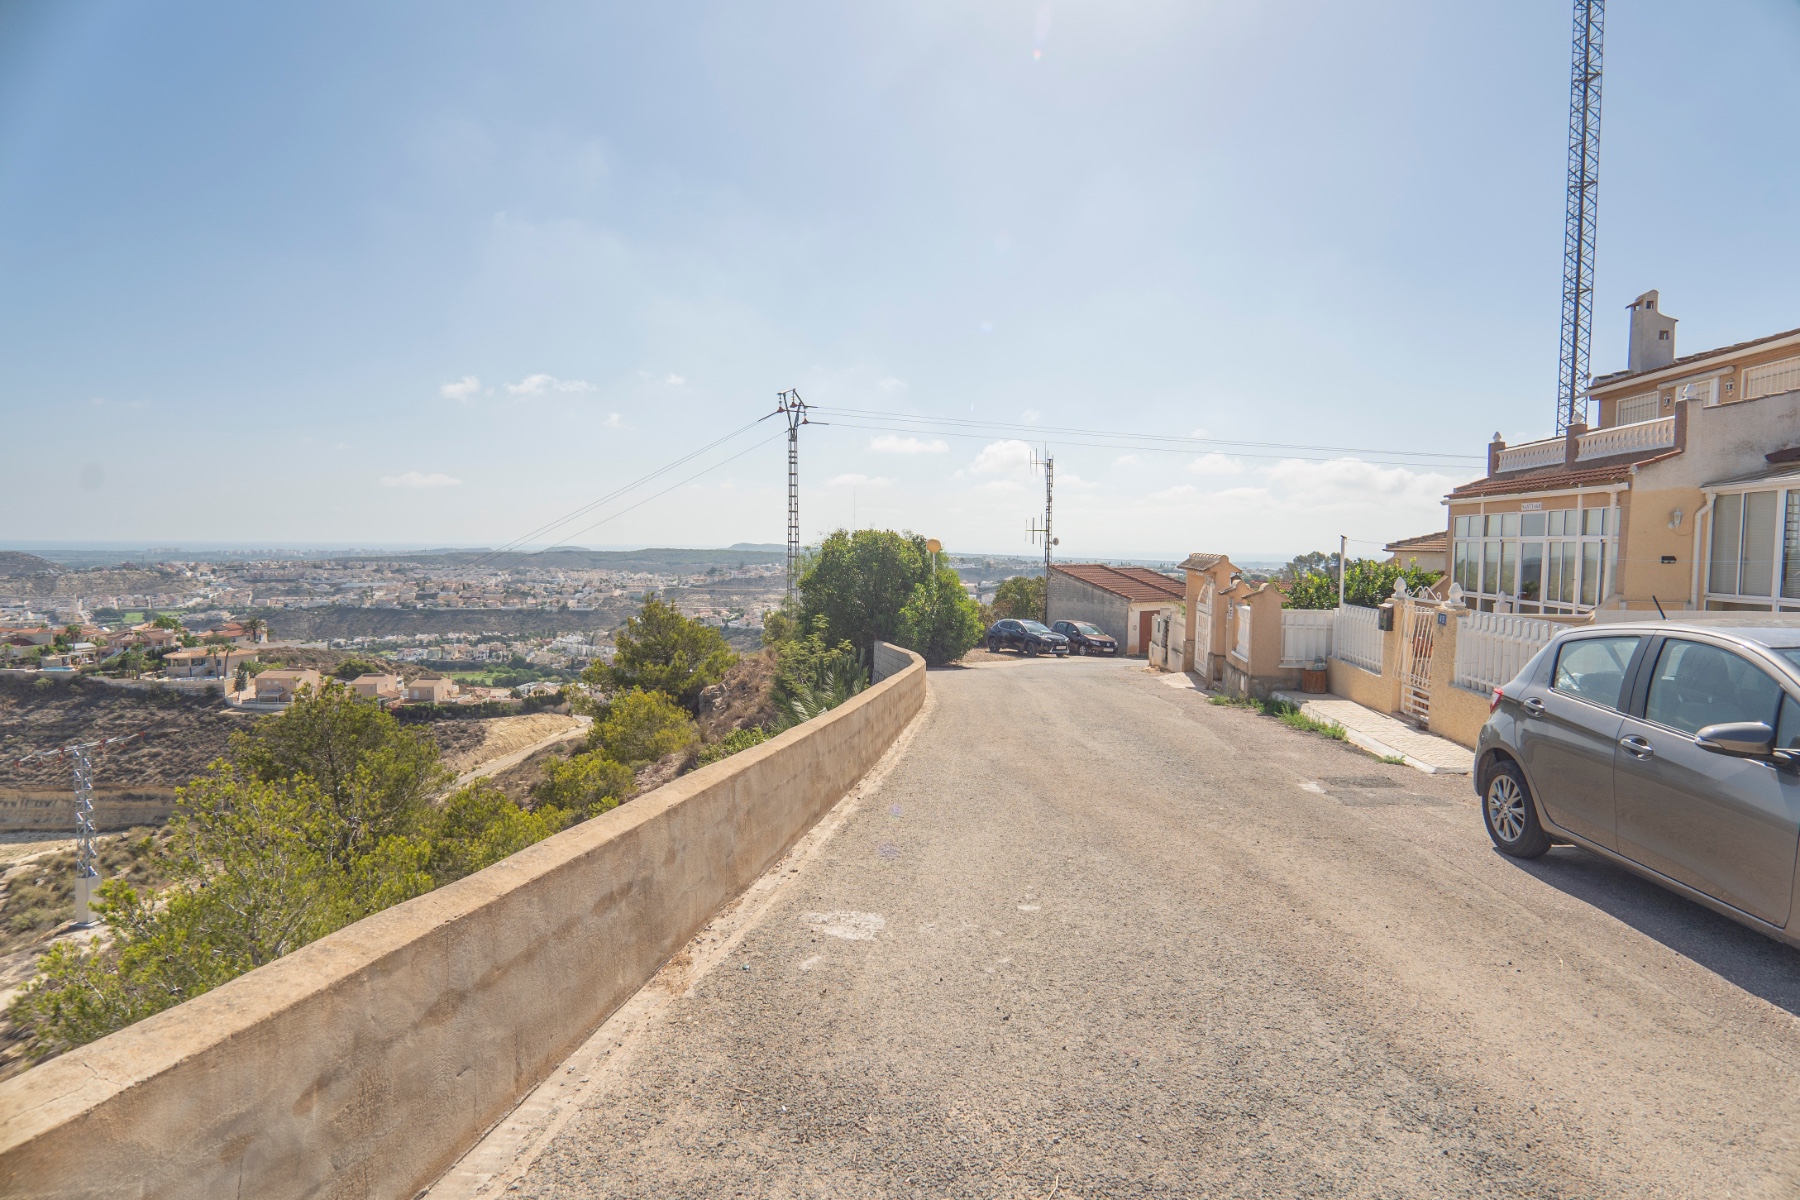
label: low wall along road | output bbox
[0,645,927,1200]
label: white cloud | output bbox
[1149,484,1201,503]
[381,471,462,489]
[603,412,625,429]
[1020,408,1041,423]
[968,439,1035,477]
[870,434,949,455]
[827,473,893,487]
[440,375,481,402]
[1114,454,1141,466]
[506,373,591,396]
[877,377,908,394]
[1187,453,1246,475]
[665,373,686,385]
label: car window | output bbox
[1777,695,1800,750]
[1077,623,1102,634]
[1645,640,1783,736]
[1551,636,1640,710]
[1020,621,1050,633]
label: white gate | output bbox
[1453,611,1560,695]
[1279,609,1335,668]
[1398,605,1437,725]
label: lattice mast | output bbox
[1030,450,1055,622]
[13,733,141,925]
[776,389,809,590]
[1557,0,1605,435]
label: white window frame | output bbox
[1701,482,1800,612]
[1450,487,1622,615]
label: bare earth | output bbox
[478,656,1800,1198]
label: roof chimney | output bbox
[1627,290,1677,374]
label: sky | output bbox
[2,1,1798,562]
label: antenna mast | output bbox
[1557,0,1605,435]
[776,389,809,590]
[1030,449,1055,622]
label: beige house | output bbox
[255,668,321,703]
[1383,532,1447,575]
[1449,291,1800,615]
[350,673,402,701]
[163,646,258,679]
[404,676,457,703]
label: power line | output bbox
[541,430,788,552]
[464,414,776,570]
[809,417,1479,472]
[812,405,1484,464]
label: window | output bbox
[1645,640,1783,736]
[1553,637,1641,710]
[1777,695,1800,752]
[1709,490,1780,599]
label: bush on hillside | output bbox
[584,593,736,713]
[588,689,699,767]
[529,751,635,817]
[796,529,931,652]
[896,564,985,666]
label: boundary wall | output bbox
[0,644,928,1200]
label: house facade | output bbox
[164,646,258,679]
[255,668,321,703]
[1047,564,1186,656]
[1447,291,1800,615]
[404,676,457,703]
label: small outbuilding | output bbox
[1047,564,1186,656]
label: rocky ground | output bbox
[459,655,1800,1200]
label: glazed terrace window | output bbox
[1451,505,1615,614]
[1705,487,1800,608]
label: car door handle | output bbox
[1521,696,1546,716]
[1619,735,1654,759]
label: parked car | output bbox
[986,619,1070,656]
[1052,620,1118,655]
[1477,621,1800,947]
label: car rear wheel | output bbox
[1025,641,1039,656]
[1483,760,1551,859]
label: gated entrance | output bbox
[1399,603,1437,726]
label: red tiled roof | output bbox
[1383,531,1447,553]
[1589,324,1800,390]
[1050,563,1185,602]
[1446,455,1678,499]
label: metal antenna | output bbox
[1557,0,1605,435]
[13,732,142,925]
[1029,449,1055,622]
[775,389,810,590]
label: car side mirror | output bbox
[1695,721,1775,759]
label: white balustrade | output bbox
[1452,611,1560,694]
[1576,415,1675,461]
[1495,438,1564,473]
[1332,604,1383,673]
[1279,608,1335,668]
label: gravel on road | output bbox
[497,656,1800,1198]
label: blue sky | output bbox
[2,1,1797,560]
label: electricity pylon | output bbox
[13,733,142,925]
[775,389,810,590]
[1029,449,1056,622]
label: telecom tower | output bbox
[1030,450,1056,622]
[1557,0,1605,435]
[776,389,809,589]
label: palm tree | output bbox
[242,617,267,643]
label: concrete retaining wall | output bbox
[872,640,912,682]
[0,645,928,1200]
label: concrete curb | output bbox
[1271,691,1473,776]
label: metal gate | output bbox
[1399,605,1437,725]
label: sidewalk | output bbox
[1271,690,1474,776]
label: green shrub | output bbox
[696,727,770,766]
[896,565,984,666]
[584,593,735,712]
[530,752,634,816]
[589,689,699,766]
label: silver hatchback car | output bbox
[1478,621,1800,946]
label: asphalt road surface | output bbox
[510,656,1800,1199]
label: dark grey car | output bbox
[1477,622,1800,944]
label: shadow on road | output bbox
[1511,845,1800,1017]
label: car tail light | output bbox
[1489,687,1504,714]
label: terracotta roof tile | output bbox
[1589,324,1800,390]
[1383,531,1447,552]
[1050,563,1185,602]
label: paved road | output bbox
[509,656,1800,1198]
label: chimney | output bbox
[1627,290,1677,374]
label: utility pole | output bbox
[1557,0,1605,435]
[775,389,809,591]
[1338,534,1347,610]
[13,733,142,925]
[1029,449,1056,622]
